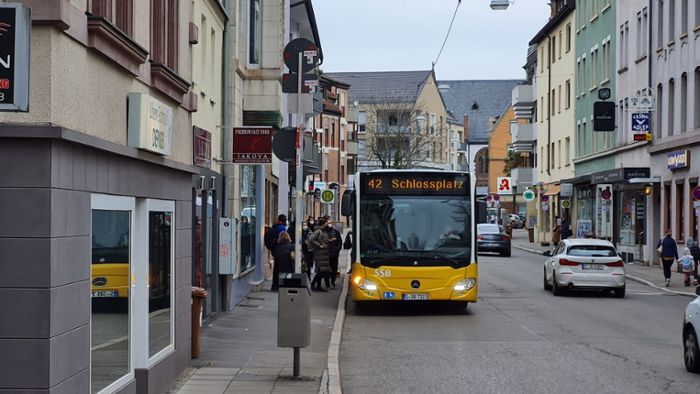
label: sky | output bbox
[313,0,551,80]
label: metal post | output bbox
[293,347,300,377]
[294,52,304,274]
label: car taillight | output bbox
[559,258,579,266]
[477,235,485,240]
[501,236,510,241]
[606,260,624,267]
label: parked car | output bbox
[683,286,700,373]
[477,223,511,257]
[509,214,524,229]
[543,239,626,297]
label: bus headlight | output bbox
[353,276,378,291]
[454,278,476,291]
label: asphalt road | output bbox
[340,248,700,394]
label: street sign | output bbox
[594,101,616,131]
[314,181,327,190]
[560,183,573,198]
[561,199,571,209]
[282,73,319,94]
[601,189,612,200]
[523,189,535,202]
[497,177,512,195]
[320,189,335,204]
[693,186,700,201]
[283,38,319,73]
[630,112,650,133]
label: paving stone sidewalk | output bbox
[167,254,348,394]
[509,229,697,297]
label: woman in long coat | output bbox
[271,231,294,291]
[308,219,331,291]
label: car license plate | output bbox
[581,264,604,270]
[92,290,118,297]
[402,293,429,300]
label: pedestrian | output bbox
[308,218,332,291]
[344,230,354,274]
[325,219,342,288]
[271,231,294,291]
[551,216,561,246]
[657,230,679,287]
[301,219,314,279]
[560,217,571,240]
[689,240,700,285]
[679,248,696,287]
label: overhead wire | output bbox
[432,0,462,70]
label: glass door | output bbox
[90,195,135,394]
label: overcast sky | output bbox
[313,0,551,80]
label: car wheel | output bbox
[613,285,625,298]
[543,268,552,291]
[684,327,700,373]
[503,249,511,257]
[552,272,564,296]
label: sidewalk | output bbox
[167,255,348,394]
[510,229,696,297]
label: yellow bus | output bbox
[341,170,477,308]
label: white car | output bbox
[543,239,626,297]
[683,287,700,372]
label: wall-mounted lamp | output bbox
[490,0,513,10]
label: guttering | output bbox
[291,0,324,64]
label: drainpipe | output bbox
[223,0,233,219]
[547,34,552,177]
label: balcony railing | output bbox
[512,84,534,119]
[511,123,535,144]
[511,167,536,189]
[346,140,359,155]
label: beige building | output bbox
[0,0,198,392]
[531,2,576,244]
[328,70,452,171]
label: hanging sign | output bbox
[232,127,273,164]
[497,177,512,195]
[0,4,30,112]
[523,189,535,202]
[128,93,174,156]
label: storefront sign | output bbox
[497,177,512,195]
[560,183,573,198]
[590,168,650,183]
[127,93,173,156]
[193,127,212,168]
[523,189,535,202]
[667,150,690,170]
[0,4,30,112]
[232,127,273,164]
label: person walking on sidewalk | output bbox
[301,219,314,279]
[308,218,332,292]
[680,247,696,287]
[271,231,295,291]
[657,231,679,287]
[690,240,700,285]
[325,219,342,288]
[551,216,561,250]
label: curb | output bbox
[513,244,697,297]
[321,271,348,394]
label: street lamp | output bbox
[490,0,514,10]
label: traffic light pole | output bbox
[294,53,304,275]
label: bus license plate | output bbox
[92,290,118,297]
[402,293,428,300]
[581,264,604,270]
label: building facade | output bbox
[0,1,197,392]
[649,0,700,256]
[531,0,576,244]
[487,105,527,214]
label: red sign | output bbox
[193,127,211,168]
[232,127,273,164]
[693,186,700,201]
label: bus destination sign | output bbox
[361,173,469,196]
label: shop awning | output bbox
[543,184,560,196]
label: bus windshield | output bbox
[359,195,471,267]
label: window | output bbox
[429,113,437,134]
[540,46,544,73]
[557,85,562,114]
[669,0,676,41]
[249,0,261,64]
[590,49,597,88]
[552,35,557,63]
[565,137,570,165]
[636,11,643,59]
[681,73,688,132]
[619,23,629,70]
[540,146,544,172]
[695,68,700,129]
[582,56,587,92]
[657,83,664,137]
[358,111,367,133]
[331,123,336,148]
[566,23,572,52]
[565,80,571,109]
[551,88,556,116]
[658,0,664,48]
[604,40,611,81]
[550,142,555,170]
[557,140,561,168]
[682,0,688,36]
[697,0,700,27]
[89,0,134,36]
[668,78,675,136]
[558,29,562,59]
[576,124,581,156]
[642,7,649,56]
[151,0,179,71]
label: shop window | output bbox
[146,208,173,359]
[91,196,135,393]
[240,165,257,274]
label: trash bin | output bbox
[278,273,311,348]
[191,286,208,359]
[527,227,535,243]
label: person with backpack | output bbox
[657,231,679,287]
[679,247,696,287]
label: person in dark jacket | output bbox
[302,218,314,279]
[688,239,700,284]
[657,231,679,287]
[308,218,331,291]
[325,220,342,287]
[271,231,294,291]
[560,217,571,240]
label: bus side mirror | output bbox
[341,190,353,217]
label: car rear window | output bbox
[567,245,617,257]
[478,224,500,234]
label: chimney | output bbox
[463,115,469,143]
[550,1,558,19]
